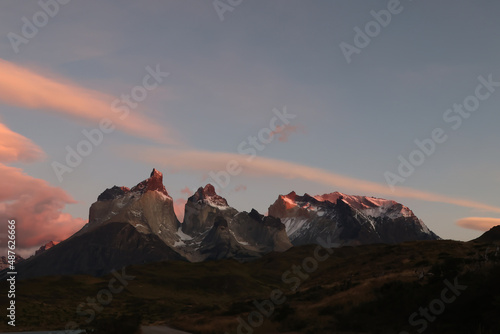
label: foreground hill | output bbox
[2,235,500,333]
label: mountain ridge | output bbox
[6,169,440,279]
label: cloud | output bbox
[0,122,45,163]
[0,121,85,256]
[0,164,86,252]
[180,187,192,196]
[234,185,247,192]
[174,198,187,222]
[0,59,178,144]
[269,124,305,142]
[119,146,500,214]
[456,217,500,231]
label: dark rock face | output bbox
[200,216,260,261]
[269,191,439,247]
[8,169,184,279]
[97,186,130,201]
[180,188,291,261]
[181,184,237,237]
[12,222,185,279]
[0,255,24,271]
[229,209,292,253]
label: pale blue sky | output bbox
[1,0,500,249]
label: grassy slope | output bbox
[1,239,500,333]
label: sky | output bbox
[1,0,500,257]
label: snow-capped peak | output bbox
[314,192,414,219]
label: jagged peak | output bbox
[189,184,228,207]
[130,168,169,197]
[35,240,59,256]
[249,208,263,221]
[271,190,415,220]
[150,168,163,179]
[203,184,217,196]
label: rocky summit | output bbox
[268,191,439,246]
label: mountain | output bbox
[178,185,292,261]
[9,169,185,278]
[473,225,500,243]
[79,168,182,248]
[181,184,238,236]
[268,191,439,246]
[34,241,59,256]
[6,170,292,278]
[0,255,24,271]
[229,209,293,253]
[4,169,439,279]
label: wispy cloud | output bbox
[269,124,305,142]
[180,187,192,196]
[0,59,177,144]
[119,146,500,214]
[456,217,500,231]
[233,184,247,192]
[0,121,45,163]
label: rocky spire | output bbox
[188,184,228,207]
[130,168,169,196]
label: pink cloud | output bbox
[456,217,500,231]
[174,198,187,222]
[270,124,305,142]
[234,185,247,192]
[120,146,500,215]
[0,122,45,163]
[0,59,178,145]
[0,164,86,250]
[180,187,192,196]
[0,121,85,255]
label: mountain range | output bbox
[7,169,439,279]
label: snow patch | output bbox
[282,196,298,207]
[155,190,172,201]
[176,227,193,241]
[230,230,250,245]
[174,240,185,247]
[283,217,308,237]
